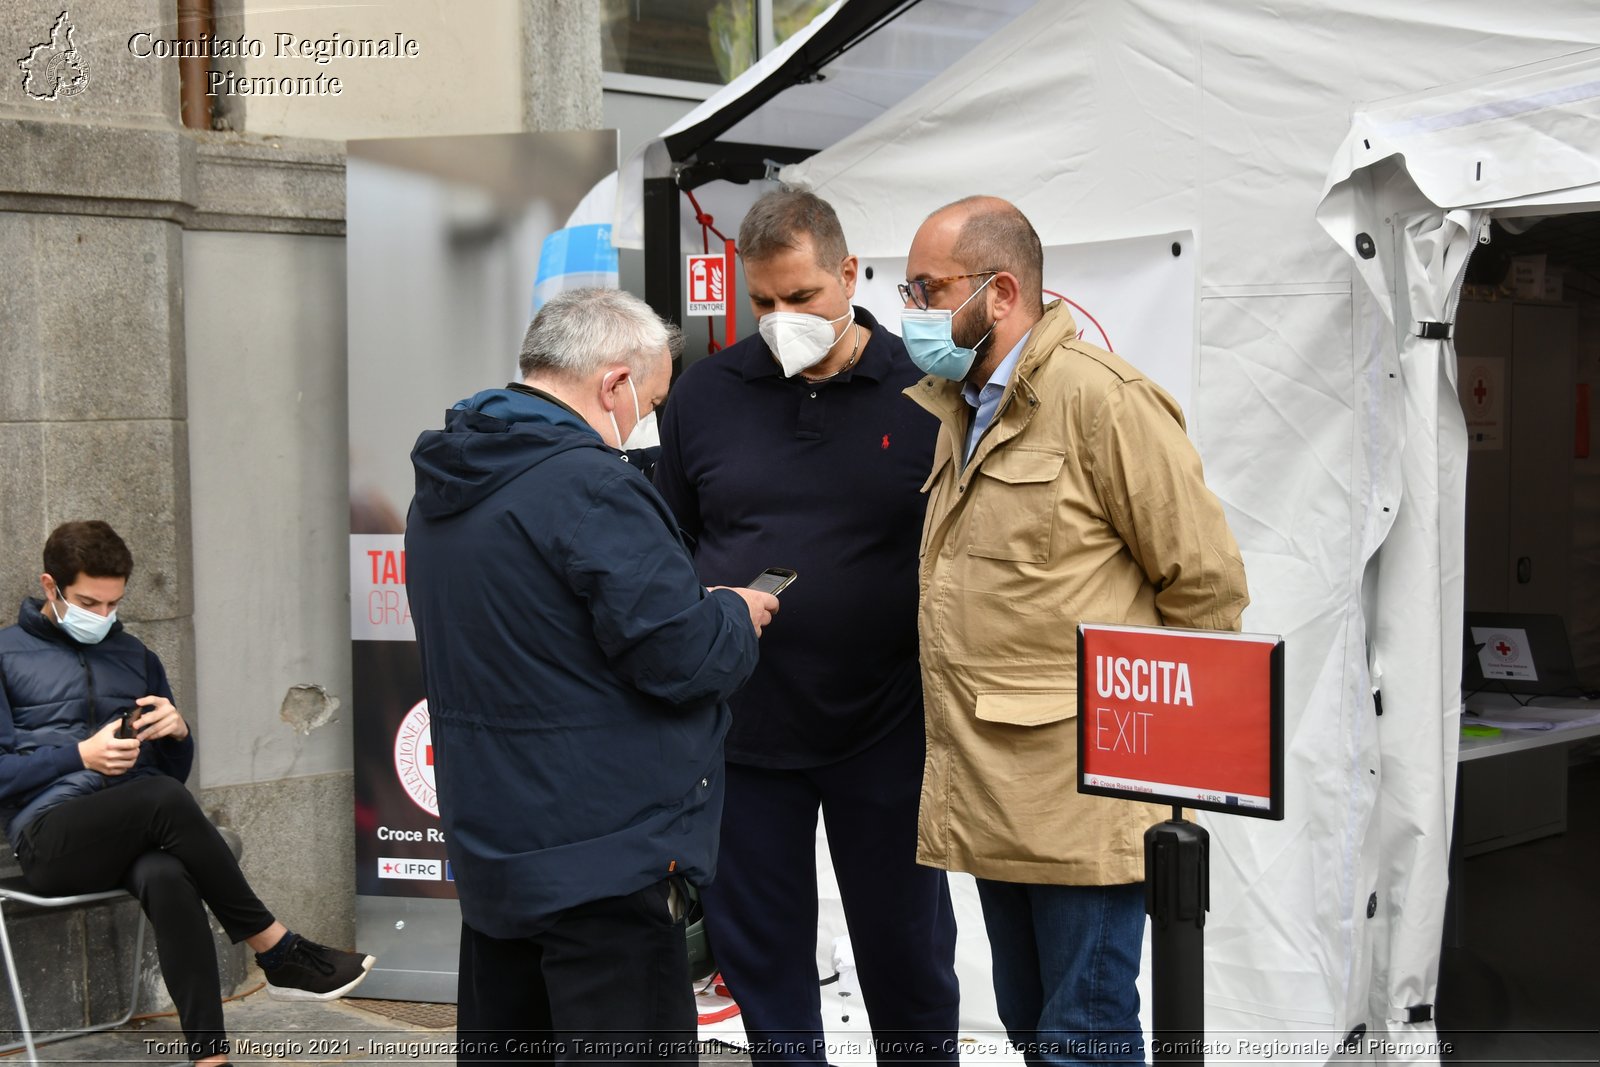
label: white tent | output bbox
[619,0,1600,1059]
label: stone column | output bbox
[1,2,195,710]
[2,2,200,1031]
[2,2,348,1018]
[522,0,604,132]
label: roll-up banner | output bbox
[347,131,618,1001]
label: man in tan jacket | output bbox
[899,197,1249,1065]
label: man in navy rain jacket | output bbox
[405,287,776,1063]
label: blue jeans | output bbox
[975,880,1146,1066]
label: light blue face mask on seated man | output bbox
[48,586,116,645]
[900,273,998,381]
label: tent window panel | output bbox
[600,0,831,87]
[773,0,834,45]
[602,0,758,85]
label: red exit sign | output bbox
[1077,623,1284,821]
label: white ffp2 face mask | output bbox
[623,411,659,450]
[759,308,854,377]
[608,377,657,450]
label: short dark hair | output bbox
[947,196,1045,316]
[43,521,134,590]
[738,188,849,272]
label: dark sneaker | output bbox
[262,937,376,1001]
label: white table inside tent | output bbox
[1446,691,1600,950]
[1456,691,1600,854]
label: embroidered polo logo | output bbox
[881,434,891,450]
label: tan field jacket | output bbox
[907,300,1249,884]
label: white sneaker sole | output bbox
[266,954,377,1002]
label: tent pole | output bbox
[644,176,683,348]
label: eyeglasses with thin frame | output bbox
[897,270,999,311]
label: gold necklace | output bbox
[801,324,862,384]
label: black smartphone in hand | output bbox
[115,707,139,739]
[748,568,798,597]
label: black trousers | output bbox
[702,712,961,1066]
[456,880,696,1065]
[16,774,276,1061]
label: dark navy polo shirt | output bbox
[654,306,938,768]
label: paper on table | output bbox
[1463,702,1600,731]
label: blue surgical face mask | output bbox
[49,586,116,645]
[899,274,998,381]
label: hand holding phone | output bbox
[747,568,797,597]
[115,706,140,740]
[81,715,140,776]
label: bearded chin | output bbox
[953,303,993,360]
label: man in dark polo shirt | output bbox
[654,189,958,1065]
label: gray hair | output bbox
[518,287,669,380]
[738,188,848,271]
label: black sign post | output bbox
[1146,812,1208,1062]
[1076,623,1285,1065]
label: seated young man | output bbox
[0,520,374,1067]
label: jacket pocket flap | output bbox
[977,447,1065,485]
[975,689,1077,726]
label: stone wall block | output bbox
[0,905,88,1039]
[202,771,357,950]
[82,895,157,1021]
[1,3,182,127]
[0,425,47,613]
[42,418,192,619]
[522,0,603,131]
[82,896,247,1021]
[192,138,345,232]
[0,120,192,206]
[0,213,185,423]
